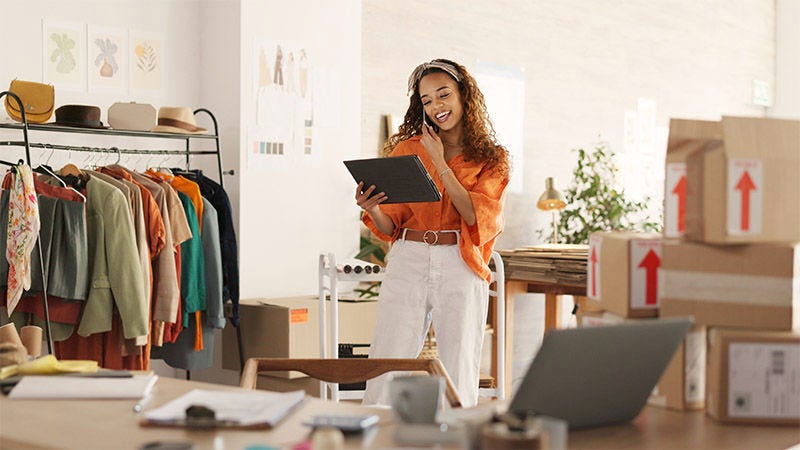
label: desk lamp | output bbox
[537,177,567,243]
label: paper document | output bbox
[9,374,157,399]
[143,389,305,428]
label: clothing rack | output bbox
[0,100,243,369]
[0,91,54,355]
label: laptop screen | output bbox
[508,318,692,429]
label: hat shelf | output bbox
[0,108,227,188]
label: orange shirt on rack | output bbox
[146,170,203,233]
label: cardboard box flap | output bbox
[721,116,800,160]
[667,118,723,144]
[667,119,723,162]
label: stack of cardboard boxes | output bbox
[582,116,800,425]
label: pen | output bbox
[133,395,151,413]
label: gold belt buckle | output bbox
[422,230,439,245]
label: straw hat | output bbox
[151,106,207,134]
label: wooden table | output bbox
[1,376,797,449]
[490,277,589,395]
[0,377,395,450]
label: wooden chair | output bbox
[240,357,462,407]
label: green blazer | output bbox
[77,176,148,340]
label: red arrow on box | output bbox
[590,246,598,297]
[637,249,661,305]
[671,175,686,232]
[735,170,757,231]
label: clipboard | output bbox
[139,389,306,430]
[344,155,441,204]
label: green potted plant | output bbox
[548,141,660,244]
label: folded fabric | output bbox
[0,354,98,379]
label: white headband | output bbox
[407,60,463,95]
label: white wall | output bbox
[772,0,800,119]
[237,0,362,299]
[0,0,205,169]
[362,0,776,249]
[362,0,777,388]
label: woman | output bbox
[357,59,510,407]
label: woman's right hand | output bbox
[356,182,387,214]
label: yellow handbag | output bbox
[4,79,55,124]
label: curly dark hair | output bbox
[382,59,510,177]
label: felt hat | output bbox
[51,104,109,129]
[150,106,207,134]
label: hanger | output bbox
[43,144,56,167]
[38,163,86,202]
[60,162,82,177]
[36,164,68,188]
[0,158,21,174]
[111,147,121,165]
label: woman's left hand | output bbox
[420,124,446,166]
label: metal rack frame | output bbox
[0,100,241,365]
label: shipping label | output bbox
[290,308,309,324]
[587,235,603,300]
[728,342,800,418]
[664,163,687,238]
[727,159,763,235]
[684,328,706,404]
[629,239,661,309]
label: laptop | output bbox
[508,317,692,429]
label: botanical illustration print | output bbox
[43,20,84,89]
[50,32,77,73]
[88,26,126,93]
[94,37,119,77]
[135,42,157,73]
[129,32,163,92]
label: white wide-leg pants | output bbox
[362,238,489,408]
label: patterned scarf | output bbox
[6,164,40,314]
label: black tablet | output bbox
[344,155,441,204]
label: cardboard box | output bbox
[679,116,800,244]
[648,325,706,411]
[222,296,378,376]
[663,119,722,238]
[255,373,322,397]
[660,240,799,331]
[577,310,626,327]
[706,328,800,425]
[586,232,663,318]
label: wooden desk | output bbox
[1,376,796,449]
[567,406,799,449]
[0,377,395,450]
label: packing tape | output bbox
[660,270,798,306]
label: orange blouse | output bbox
[362,136,508,282]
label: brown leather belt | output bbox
[402,229,459,245]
